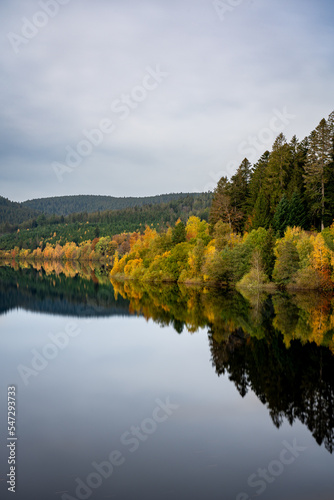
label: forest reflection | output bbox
[1,259,334,453]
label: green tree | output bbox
[303,118,332,230]
[172,221,186,244]
[273,240,300,285]
[248,151,270,209]
[272,195,290,236]
[251,189,271,229]
[237,248,269,289]
[261,227,276,279]
[94,225,100,238]
[229,158,252,229]
[286,136,308,198]
[266,133,292,212]
[288,191,308,229]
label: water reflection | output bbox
[1,260,334,455]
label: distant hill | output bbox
[0,196,41,225]
[22,193,203,216]
[0,192,213,248]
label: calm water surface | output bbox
[0,264,333,500]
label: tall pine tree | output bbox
[288,191,308,229]
[303,118,332,230]
[251,189,271,229]
[248,151,270,209]
[265,133,292,214]
[272,195,290,236]
[229,158,252,230]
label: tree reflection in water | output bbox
[1,260,334,453]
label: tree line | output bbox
[0,193,212,248]
[21,192,204,216]
[210,111,334,233]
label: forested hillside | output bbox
[210,110,334,233]
[0,196,41,226]
[22,193,202,216]
[2,109,334,292]
[0,193,212,250]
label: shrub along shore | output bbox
[1,216,334,291]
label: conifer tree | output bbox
[286,136,308,198]
[265,133,292,213]
[288,191,308,229]
[209,176,231,226]
[172,220,186,244]
[303,118,332,230]
[272,195,290,236]
[230,158,252,210]
[251,189,271,229]
[248,151,270,209]
[324,111,334,226]
[229,158,252,230]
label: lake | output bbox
[0,262,333,500]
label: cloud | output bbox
[0,0,334,201]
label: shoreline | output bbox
[0,258,331,292]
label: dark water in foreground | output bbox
[0,264,333,500]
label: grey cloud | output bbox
[0,0,334,201]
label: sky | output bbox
[0,0,334,202]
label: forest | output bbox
[1,110,334,291]
[21,192,204,216]
[0,192,205,229]
[0,193,212,247]
[210,110,334,233]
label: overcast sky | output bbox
[1,0,334,202]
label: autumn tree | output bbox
[185,216,209,241]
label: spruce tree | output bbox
[229,158,252,230]
[288,191,308,229]
[251,189,271,229]
[303,118,332,230]
[172,221,186,244]
[265,133,292,214]
[272,195,290,236]
[209,176,231,226]
[325,111,334,225]
[287,136,308,198]
[248,151,270,209]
